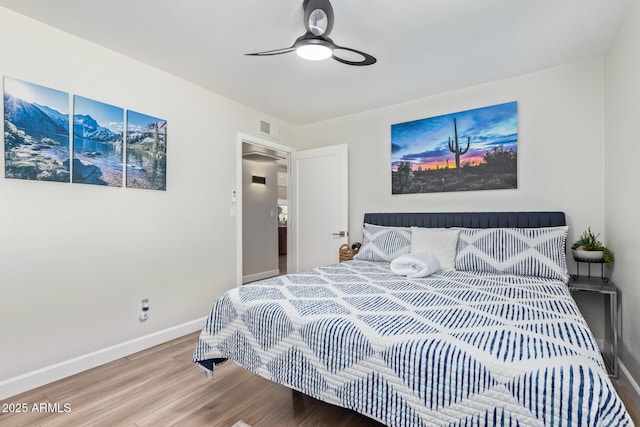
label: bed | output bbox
[193,211,632,426]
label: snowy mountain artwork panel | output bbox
[126,110,166,190]
[4,77,71,182]
[3,77,166,190]
[72,95,124,187]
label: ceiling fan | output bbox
[246,0,377,66]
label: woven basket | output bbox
[339,244,359,262]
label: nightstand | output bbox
[568,276,618,378]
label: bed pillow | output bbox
[454,226,569,281]
[353,224,411,262]
[410,227,460,271]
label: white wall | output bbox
[605,0,640,386]
[0,7,293,398]
[295,58,610,352]
[295,60,606,253]
[242,159,279,282]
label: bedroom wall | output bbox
[0,7,293,398]
[604,0,640,392]
[295,59,605,261]
[294,59,611,364]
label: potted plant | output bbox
[571,227,613,268]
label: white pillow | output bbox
[410,227,460,271]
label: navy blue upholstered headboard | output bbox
[363,212,566,228]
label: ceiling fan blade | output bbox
[331,45,377,66]
[245,46,295,56]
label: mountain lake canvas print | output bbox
[4,77,71,182]
[126,110,167,191]
[73,95,124,187]
[391,101,518,194]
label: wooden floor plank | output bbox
[215,381,297,427]
[134,364,257,427]
[36,357,131,402]
[1,331,637,427]
[0,392,56,427]
[612,377,640,424]
[41,360,190,427]
[126,333,198,362]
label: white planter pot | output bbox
[572,249,604,261]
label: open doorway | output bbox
[276,167,288,275]
[240,138,290,284]
[236,135,349,285]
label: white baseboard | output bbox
[619,359,640,407]
[243,269,279,284]
[0,317,207,400]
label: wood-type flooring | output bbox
[1,332,638,426]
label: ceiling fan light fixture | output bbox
[295,39,333,61]
[246,0,376,66]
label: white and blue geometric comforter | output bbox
[193,260,633,426]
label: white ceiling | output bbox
[0,0,631,125]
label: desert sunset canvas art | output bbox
[391,101,518,194]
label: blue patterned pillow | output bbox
[354,224,411,262]
[454,226,569,281]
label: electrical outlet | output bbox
[139,298,150,321]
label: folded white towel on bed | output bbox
[390,252,441,278]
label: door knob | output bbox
[332,231,347,237]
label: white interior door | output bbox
[289,144,348,272]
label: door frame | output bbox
[236,132,295,287]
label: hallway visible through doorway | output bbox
[241,140,288,284]
[279,255,287,275]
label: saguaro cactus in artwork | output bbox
[397,161,413,190]
[448,118,470,170]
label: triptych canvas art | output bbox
[3,77,167,190]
